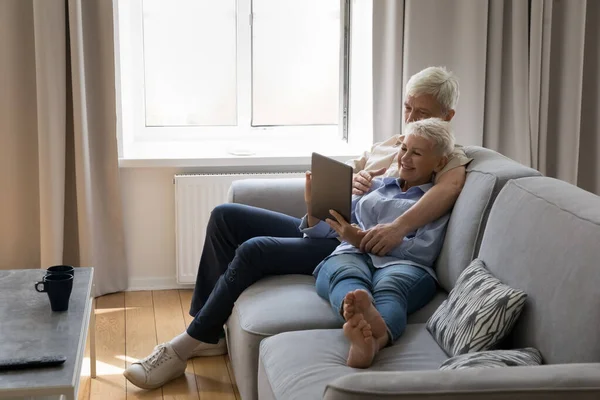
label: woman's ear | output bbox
[434,156,449,173]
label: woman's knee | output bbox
[319,254,370,285]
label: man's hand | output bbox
[360,222,408,256]
[352,167,387,195]
[326,210,366,248]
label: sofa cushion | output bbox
[477,177,600,364]
[231,275,341,336]
[435,146,542,292]
[427,259,527,356]
[258,324,447,400]
[439,347,542,370]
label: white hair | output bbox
[405,66,460,112]
[404,118,455,156]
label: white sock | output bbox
[170,332,201,361]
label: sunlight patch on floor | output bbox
[114,354,139,363]
[94,307,139,315]
[80,358,125,376]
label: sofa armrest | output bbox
[323,363,600,400]
[227,178,306,218]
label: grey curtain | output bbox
[0,0,127,296]
[372,0,600,194]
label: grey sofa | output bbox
[224,146,600,399]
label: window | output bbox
[115,0,372,163]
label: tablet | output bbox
[310,152,353,222]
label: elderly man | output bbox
[123,66,471,390]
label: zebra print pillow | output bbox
[439,348,543,370]
[426,259,527,356]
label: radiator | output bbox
[174,173,304,284]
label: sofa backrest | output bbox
[435,146,541,293]
[477,177,600,364]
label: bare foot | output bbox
[350,289,388,340]
[343,314,377,368]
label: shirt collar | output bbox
[384,177,433,194]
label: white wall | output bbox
[120,164,309,291]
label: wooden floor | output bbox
[77,290,240,400]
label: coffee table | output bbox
[0,268,96,400]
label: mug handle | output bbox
[35,281,47,292]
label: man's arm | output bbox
[347,151,369,173]
[360,166,466,255]
[395,166,465,234]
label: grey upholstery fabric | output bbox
[230,275,341,336]
[435,146,542,292]
[405,289,447,324]
[322,364,600,400]
[226,275,342,400]
[257,359,277,400]
[477,177,600,364]
[258,324,447,400]
[227,177,306,218]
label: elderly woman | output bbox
[302,118,455,368]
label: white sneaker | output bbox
[188,337,228,358]
[123,343,187,390]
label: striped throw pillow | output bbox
[440,348,543,370]
[426,259,527,356]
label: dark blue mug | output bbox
[35,274,74,312]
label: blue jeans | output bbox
[315,253,437,342]
[186,203,339,343]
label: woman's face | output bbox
[398,134,446,186]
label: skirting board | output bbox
[127,276,195,291]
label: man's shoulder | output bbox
[372,135,403,149]
[450,144,468,158]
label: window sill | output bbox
[118,139,363,168]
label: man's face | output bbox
[403,94,454,123]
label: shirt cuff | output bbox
[299,215,334,238]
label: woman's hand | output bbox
[326,210,366,248]
[304,170,312,205]
[304,171,320,227]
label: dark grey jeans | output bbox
[186,203,338,343]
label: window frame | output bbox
[114,0,372,162]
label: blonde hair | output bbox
[405,66,459,113]
[404,118,455,156]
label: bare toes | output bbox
[348,313,363,327]
[356,319,368,330]
[363,323,372,333]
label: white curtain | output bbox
[372,0,600,194]
[0,0,127,296]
